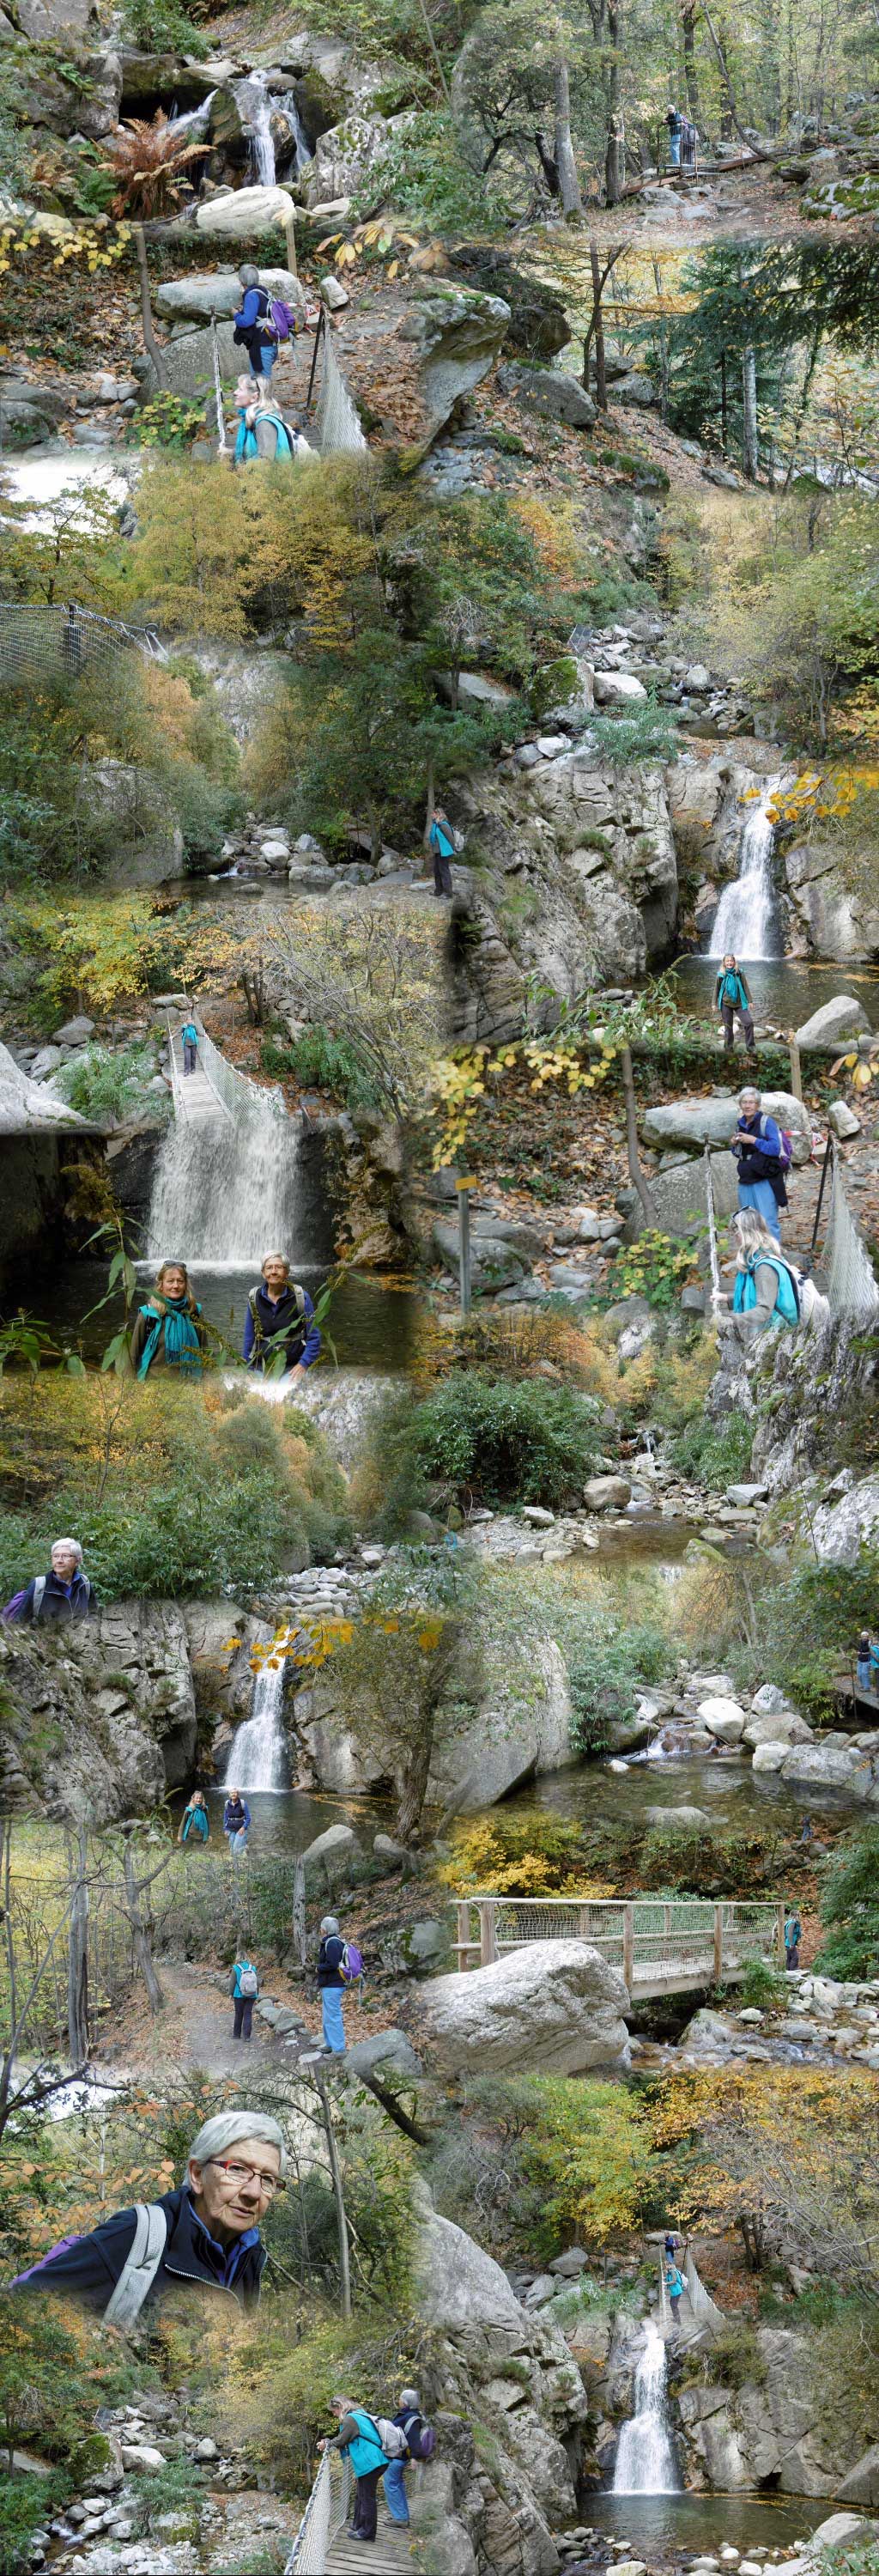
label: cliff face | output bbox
[0,1603,197,1820]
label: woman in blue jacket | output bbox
[319,2397,391,2540]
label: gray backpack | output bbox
[103,2203,168,2327]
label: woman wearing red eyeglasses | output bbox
[9,2112,286,2320]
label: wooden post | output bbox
[132,221,168,392]
[579,1903,593,1937]
[788,1036,803,1103]
[620,1042,659,1227]
[478,1899,496,1965]
[457,1899,470,1971]
[713,1904,724,1984]
[457,1176,475,1316]
[293,1855,306,1968]
[622,1902,634,1990]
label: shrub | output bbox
[607,1230,698,1312]
[403,1371,603,1509]
[816,1824,879,1979]
[259,1025,380,1110]
[567,1613,669,1753]
[737,1959,788,2013]
[442,1813,591,1895]
[53,1042,164,1125]
[671,1407,755,1488]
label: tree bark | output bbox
[133,222,169,392]
[604,0,622,203]
[68,1829,90,2068]
[682,0,700,117]
[533,128,561,196]
[699,3,775,155]
[553,58,582,216]
[742,342,759,479]
[584,240,624,408]
[396,1727,434,1842]
[122,1844,164,2014]
[314,2073,352,2319]
[621,1043,659,1226]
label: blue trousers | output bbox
[321,1986,346,2053]
[257,343,276,377]
[183,1042,197,1073]
[383,2464,409,2525]
[737,1178,781,1242]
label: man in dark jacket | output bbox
[10,2112,284,2316]
[233,265,277,378]
[7,1539,95,1624]
[243,1254,321,1381]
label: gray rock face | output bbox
[497,361,597,429]
[397,282,511,434]
[137,319,240,403]
[796,994,871,1047]
[431,1631,576,1811]
[421,1940,632,2079]
[193,184,297,238]
[641,1090,811,1163]
[155,267,304,324]
[785,835,879,961]
[678,2333,879,2500]
[0,1602,196,1820]
[0,1040,86,1133]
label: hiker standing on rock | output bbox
[428,805,455,898]
[318,2397,391,2543]
[9,2111,285,2318]
[233,268,279,379]
[714,954,755,1055]
[3,1538,95,1625]
[730,1085,787,1241]
[231,1954,258,2041]
[130,1264,208,1379]
[243,1255,321,1382]
[318,1913,349,2058]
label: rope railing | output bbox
[0,598,167,688]
[453,1894,782,1990]
[285,2448,352,2576]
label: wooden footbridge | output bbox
[453,1895,784,1997]
[285,2451,416,2576]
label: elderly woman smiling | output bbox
[10,2111,287,2322]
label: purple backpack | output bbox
[2,1589,29,1622]
[13,2234,82,2286]
[269,296,298,342]
[403,2415,437,2461]
[342,1941,364,1982]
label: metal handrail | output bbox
[285,2449,352,2576]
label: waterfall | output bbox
[223,1656,287,1792]
[146,1097,304,1265]
[167,92,216,137]
[232,71,313,187]
[707,780,783,962]
[612,2326,680,2495]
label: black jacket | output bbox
[318,1935,346,1990]
[12,2184,266,2313]
[19,1569,95,1623]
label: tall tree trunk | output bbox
[652,259,670,421]
[122,1844,164,2014]
[314,2074,352,2319]
[742,343,759,479]
[700,3,774,155]
[603,0,622,203]
[584,240,624,409]
[719,347,728,450]
[553,58,582,216]
[133,222,168,391]
[533,129,561,196]
[68,1829,89,2068]
[396,1726,434,1844]
[682,0,700,116]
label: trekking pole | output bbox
[810,1134,833,1258]
[305,304,324,417]
[210,313,227,454]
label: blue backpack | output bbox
[733,1253,800,1326]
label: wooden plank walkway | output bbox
[327,2517,415,2576]
[455,1896,783,1997]
[167,1017,230,1127]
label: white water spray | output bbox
[708,781,783,962]
[223,1657,287,1791]
[232,71,313,185]
[612,2325,680,2495]
[146,1097,303,1265]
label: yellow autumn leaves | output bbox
[430,1037,618,1166]
[222,1612,446,1678]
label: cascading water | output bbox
[611,2325,680,2495]
[223,1656,287,1791]
[146,1096,302,1265]
[707,780,784,962]
[232,71,313,185]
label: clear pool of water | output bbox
[672,955,879,1033]
[168,1782,392,1857]
[512,1748,860,1832]
[585,2493,848,2559]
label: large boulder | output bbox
[796,994,872,1048]
[136,319,240,403]
[0,1041,86,1133]
[16,43,121,136]
[497,361,596,430]
[430,1633,576,1810]
[155,266,304,324]
[397,281,511,434]
[193,185,296,239]
[421,1940,632,2080]
[304,106,414,204]
[446,249,569,361]
[641,1091,811,1163]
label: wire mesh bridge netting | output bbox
[0,599,165,689]
[167,1012,286,1127]
[311,320,367,459]
[822,1139,879,1324]
[455,1896,780,1993]
[285,2450,352,2576]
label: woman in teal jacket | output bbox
[714,953,755,1054]
[178,1792,209,1846]
[320,2397,391,2540]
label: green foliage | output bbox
[457,2074,652,2258]
[53,1042,164,1125]
[585,695,680,767]
[351,108,500,231]
[671,1408,755,1487]
[566,1610,669,1753]
[608,1230,697,1312]
[0,664,240,888]
[116,0,211,51]
[693,2319,766,2391]
[817,1824,879,1978]
[398,1370,603,1510]
[126,393,208,451]
[259,1024,380,1110]
[0,2470,70,2575]
[446,1809,590,1893]
[737,1959,788,2012]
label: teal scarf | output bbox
[137,1297,203,1379]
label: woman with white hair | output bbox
[10,2110,286,2320]
[3,1538,95,1625]
[730,1084,786,1242]
[233,266,278,377]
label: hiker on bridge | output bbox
[179,1790,209,1845]
[130,1263,208,1380]
[714,955,755,1056]
[730,1085,787,1241]
[10,2111,285,2319]
[243,1255,321,1381]
[231,1953,259,2040]
[181,1016,199,1076]
[382,2390,434,2525]
[665,2257,684,2330]
[714,1210,803,1340]
[318,2397,391,2542]
[3,1537,95,1625]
